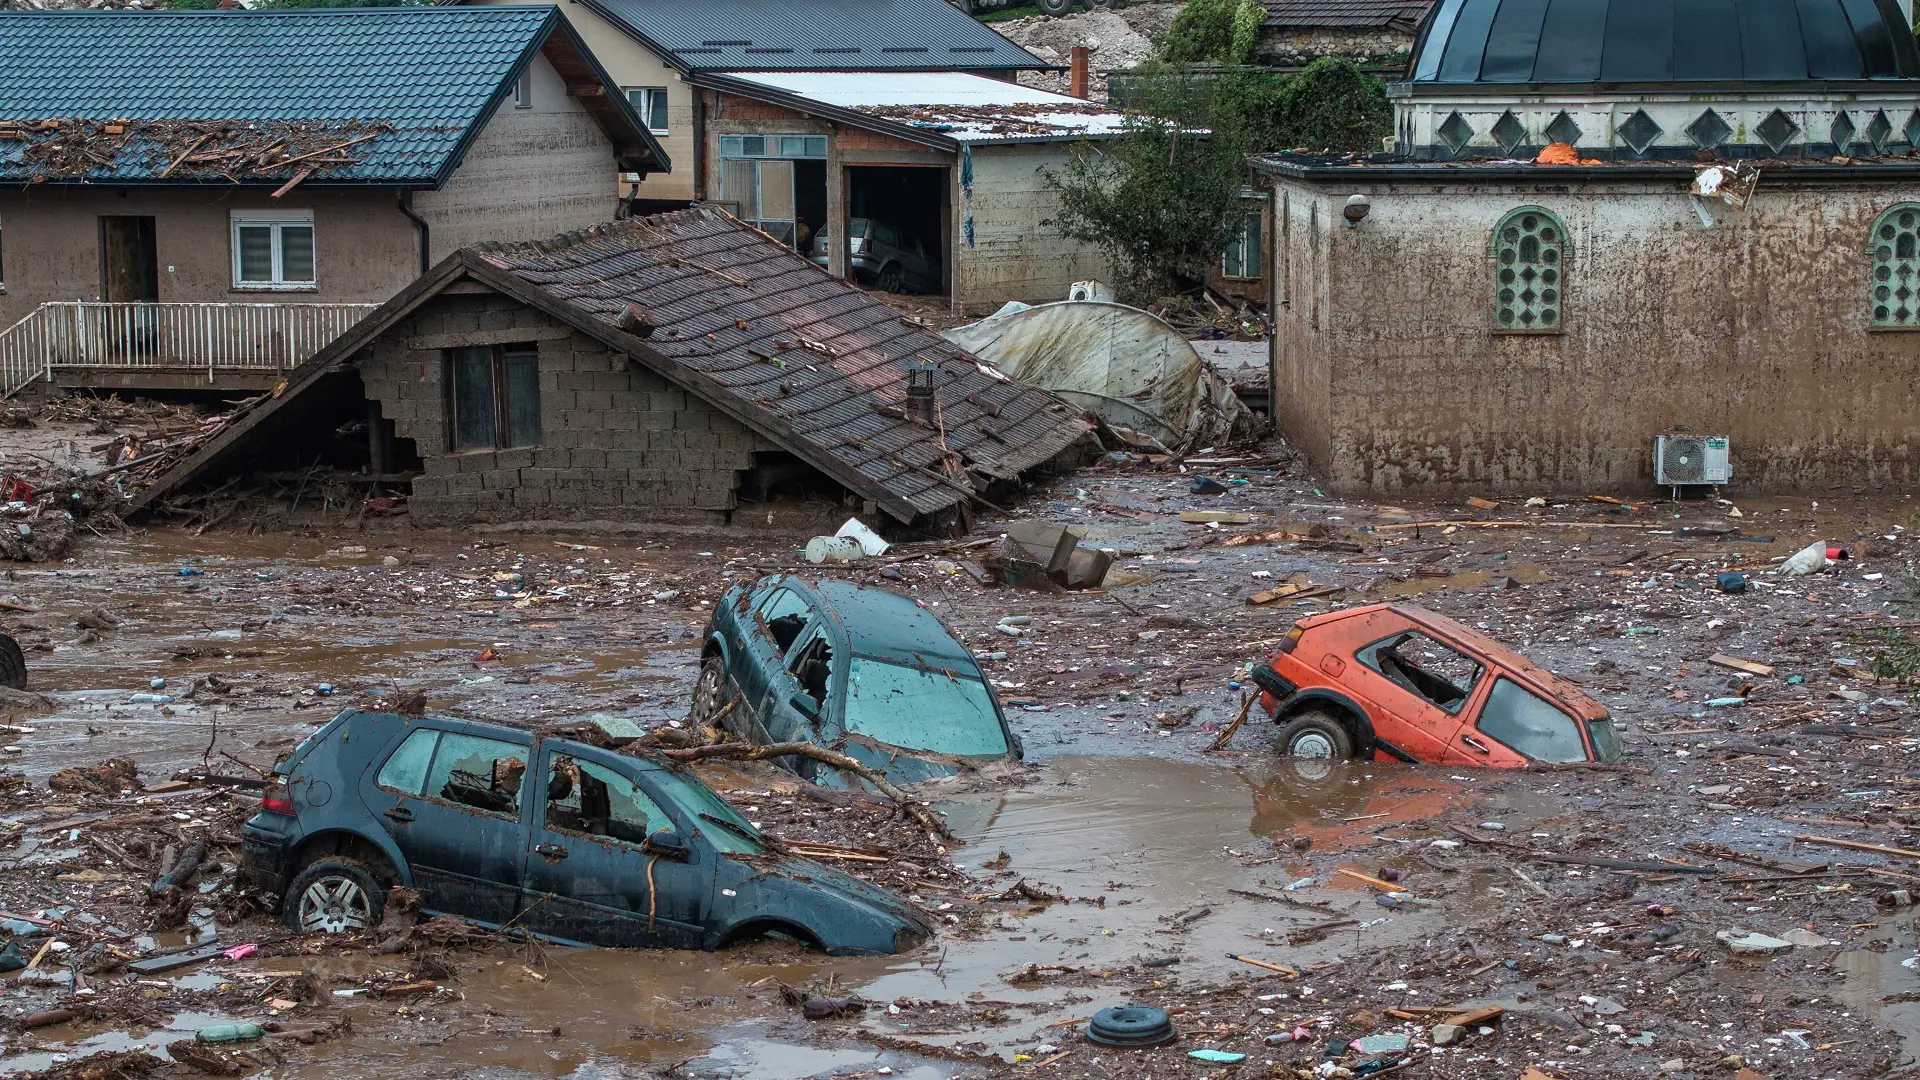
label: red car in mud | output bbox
[1249,604,1621,767]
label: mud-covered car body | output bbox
[243,709,930,954]
[695,575,1021,785]
[1252,603,1621,767]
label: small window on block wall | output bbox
[1490,206,1568,333]
[449,343,541,449]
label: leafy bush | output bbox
[1161,0,1267,65]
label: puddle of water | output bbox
[0,1011,230,1076]
[1837,916,1920,1061]
[1369,563,1549,598]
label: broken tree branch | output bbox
[657,740,955,843]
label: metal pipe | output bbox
[397,189,430,275]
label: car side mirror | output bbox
[790,692,821,721]
[644,829,691,861]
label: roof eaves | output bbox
[685,73,960,151]
[542,13,673,173]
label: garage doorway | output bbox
[718,135,827,250]
[845,165,949,296]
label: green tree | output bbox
[1161,0,1267,65]
[1271,56,1392,152]
[1046,75,1249,301]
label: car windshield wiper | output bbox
[698,812,762,844]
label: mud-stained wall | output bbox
[0,187,419,327]
[1257,26,1410,66]
[356,289,778,524]
[413,54,622,257]
[1266,177,1920,494]
[953,144,1111,313]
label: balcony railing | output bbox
[0,301,378,397]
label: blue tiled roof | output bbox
[0,7,563,184]
[580,0,1047,72]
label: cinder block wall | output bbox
[356,290,778,523]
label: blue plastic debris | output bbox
[1716,571,1747,592]
[316,683,334,695]
[178,567,203,577]
[1188,1049,1246,1063]
[1354,1034,1410,1054]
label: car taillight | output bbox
[262,781,295,817]
[1275,625,1305,654]
[850,238,867,255]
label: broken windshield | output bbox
[649,767,765,855]
[843,657,1008,757]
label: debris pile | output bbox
[0,118,395,189]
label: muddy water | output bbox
[246,757,1511,1079]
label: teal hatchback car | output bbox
[692,576,1021,785]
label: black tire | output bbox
[1276,709,1355,760]
[876,263,905,293]
[0,633,25,690]
[690,654,735,732]
[284,858,386,934]
[1036,0,1074,14]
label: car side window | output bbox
[1356,631,1483,714]
[873,223,896,245]
[757,587,813,654]
[545,753,671,847]
[376,728,439,795]
[787,625,833,708]
[1476,678,1587,762]
[423,732,530,818]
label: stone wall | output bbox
[1258,26,1409,66]
[1265,175,1920,495]
[356,289,779,523]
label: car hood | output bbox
[738,852,932,929]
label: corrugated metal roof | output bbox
[0,7,622,184]
[131,208,1092,524]
[719,71,1127,144]
[1261,0,1431,29]
[583,0,1046,72]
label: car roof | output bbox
[805,578,977,667]
[1306,603,1609,721]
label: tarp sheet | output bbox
[944,301,1257,451]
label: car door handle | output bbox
[535,843,568,860]
[382,807,414,823]
[1460,734,1492,754]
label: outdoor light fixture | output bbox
[1343,194,1371,228]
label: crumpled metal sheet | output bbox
[943,301,1258,451]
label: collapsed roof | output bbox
[132,207,1094,525]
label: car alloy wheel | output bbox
[297,875,374,933]
[690,657,728,724]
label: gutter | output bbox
[684,72,960,151]
[397,190,431,275]
[1250,159,1920,184]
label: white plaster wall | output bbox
[414,52,622,257]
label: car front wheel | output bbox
[876,263,906,292]
[690,655,734,730]
[285,859,386,933]
[1277,710,1355,760]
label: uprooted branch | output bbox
[657,741,956,843]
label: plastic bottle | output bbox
[195,1022,266,1044]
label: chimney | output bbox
[1069,46,1092,100]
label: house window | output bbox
[515,71,533,109]
[626,87,669,134]
[449,343,541,450]
[231,211,315,289]
[1491,206,1567,332]
[1869,204,1920,328]
[718,135,828,247]
[1223,210,1262,279]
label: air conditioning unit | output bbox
[1654,435,1732,489]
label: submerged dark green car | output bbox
[693,576,1022,785]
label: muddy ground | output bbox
[0,405,1916,1080]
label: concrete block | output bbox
[604,448,647,470]
[629,370,669,393]
[570,447,607,469]
[648,391,688,413]
[574,390,614,411]
[544,428,587,449]
[541,389,578,413]
[640,410,675,432]
[409,475,448,499]
[589,370,632,392]
[456,452,495,474]
[494,448,537,471]
[521,467,561,485]
[548,485,589,508]
[481,468,522,490]
[600,409,639,432]
[556,370,596,392]
[514,486,552,508]
[443,472,484,495]
[673,409,711,432]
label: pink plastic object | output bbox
[221,944,258,961]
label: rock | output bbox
[1590,996,1626,1015]
[1716,929,1794,955]
[1778,928,1832,947]
[1430,1023,1464,1046]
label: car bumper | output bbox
[241,813,299,890]
[1249,664,1297,709]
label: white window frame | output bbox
[626,87,669,135]
[230,210,316,291]
[514,71,533,109]
[1222,206,1262,280]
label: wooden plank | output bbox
[1708,654,1775,677]
[1180,510,1254,524]
[1794,834,1920,860]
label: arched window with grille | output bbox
[1490,207,1569,332]
[1869,204,1920,328]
